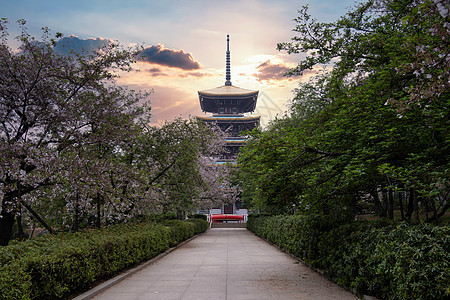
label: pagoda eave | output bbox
[196,115,260,122]
[198,85,258,97]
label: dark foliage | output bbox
[247,215,449,299]
[0,218,208,299]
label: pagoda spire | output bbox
[225,34,232,86]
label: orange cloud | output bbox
[253,59,292,81]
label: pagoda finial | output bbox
[225,34,232,86]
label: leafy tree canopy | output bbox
[0,20,227,246]
[236,0,449,222]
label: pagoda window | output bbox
[219,107,224,114]
[232,107,237,114]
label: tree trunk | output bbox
[399,191,405,221]
[427,201,449,224]
[1,179,55,245]
[382,189,389,218]
[21,201,54,235]
[406,188,415,222]
[388,189,394,220]
[437,203,449,219]
[371,188,386,217]
[73,192,80,232]
[414,194,419,221]
[96,192,101,229]
[0,204,15,246]
[430,198,439,224]
[16,206,25,240]
[16,187,25,240]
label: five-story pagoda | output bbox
[196,35,260,161]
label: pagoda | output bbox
[196,35,260,161]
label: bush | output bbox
[164,220,195,247]
[0,219,208,299]
[186,217,209,233]
[187,213,207,221]
[164,218,209,246]
[247,215,450,300]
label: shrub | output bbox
[164,220,195,246]
[186,217,209,233]
[247,215,450,300]
[0,219,207,299]
[162,218,209,247]
[187,213,207,221]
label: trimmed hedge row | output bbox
[187,214,208,221]
[0,218,209,299]
[247,214,450,300]
[186,217,210,233]
[163,218,210,247]
[164,220,195,247]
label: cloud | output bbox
[138,44,201,70]
[145,67,168,77]
[178,71,212,78]
[253,60,291,81]
[54,35,112,56]
[252,60,320,82]
[124,83,202,127]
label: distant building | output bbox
[196,35,260,163]
[196,35,259,217]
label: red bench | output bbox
[211,214,244,223]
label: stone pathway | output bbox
[90,228,357,300]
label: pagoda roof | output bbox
[198,85,258,97]
[196,115,260,121]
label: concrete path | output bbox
[92,228,357,300]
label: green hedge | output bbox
[164,220,195,247]
[164,218,210,246]
[0,218,209,299]
[247,215,450,300]
[187,213,208,221]
[186,217,210,233]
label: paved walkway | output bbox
[92,228,357,300]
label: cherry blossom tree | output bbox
[0,20,148,245]
[131,117,227,219]
[194,159,241,212]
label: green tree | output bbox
[237,0,449,221]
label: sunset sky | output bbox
[2,0,357,126]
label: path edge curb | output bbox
[72,230,207,300]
